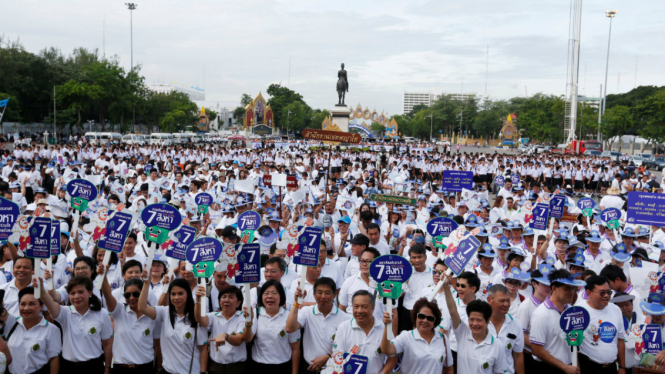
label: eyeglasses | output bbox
[457,283,467,289]
[591,290,613,296]
[359,260,373,265]
[263,292,279,296]
[432,270,445,275]
[74,266,90,272]
[417,313,436,322]
[123,291,141,299]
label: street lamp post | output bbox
[287,110,292,136]
[602,10,617,116]
[427,114,433,142]
[126,3,137,133]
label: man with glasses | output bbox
[343,233,369,280]
[338,247,398,336]
[530,269,584,374]
[487,284,525,374]
[578,276,626,374]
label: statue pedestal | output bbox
[330,106,350,132]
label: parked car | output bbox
[632,153,657,169]
[655,156,665,171]
[600,151,623,162]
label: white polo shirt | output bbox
[53,305,113,362]
[448,297,471,351]
[321,258,344,290]
[418,286,452,332]
[207,310,248,364]
[250,307,301,364]
[476,266,501,301]
[290,277,317,304]
[5,317,61,374]
[0,279,27,317]
[109,287,158,310]
[403,266,434,310]
[332,318,390,374]
[250,286,294,311]
[583,249,611,274]
[392,329,453,374]
[153,305,208,374]
[489,314,524,374]
[110,303,161,365]
[344,257,360,280]
[516,294,544,353]
[454,321,506,374]
[297,304,351,363]
[578,300,626,364]
[338,273,397,322]
[370,240,391,256]
[529,297,571,365]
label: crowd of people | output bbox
[0,137,661,374]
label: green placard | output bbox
[369,194,416,205]
[193,261,214,278]
[607,219,620,229]
[582,208,593,217]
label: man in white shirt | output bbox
[487,284,525,374]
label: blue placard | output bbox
[141,203,182,231]
[238,210,261,231]
[27,217,51,259]
[294,227,322,267]
[441,171,473,192]
[236,243,261,283]
[626,192,665,226]
[144,164,153,172]
[530,204,549,230]
[186,237,223,263]
[549,195,567,218]
[577,197,595,211]
[426,217,459,238]
[67,178,98,202]
[369,255,413,283]
[510,174,520,185]
[97,211,134,253]
[600,208,621,223]
[559,306,590,333]
[195,193,213,207]
[50,220,61,256]
[0,197,20,241]
[445,235,481,275]
[344,355,368,374]
[165,225,198,261]
[644,324,663,355]
[494,176,505,187]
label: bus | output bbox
[571,140,602,154]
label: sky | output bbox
[3,0,664,115]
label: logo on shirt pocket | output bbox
[278,330,286,339]
[184,331,193,341]
[506,342,513,351]
[31,343,41,353]
[481,361,490,370]
[88,326,98,336]
[375,347,383,356]
[143,328,151,338]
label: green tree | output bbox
[232,93,253,122]
[601,105,632,149]
[632,89,665,144]
[266,84,307,129]
[514,94,565,143]
[0,93,21,123]
[281,101,312,133]
[55,80,102,132]
[311,109,330,129]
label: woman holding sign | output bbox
[380,298,454,374]
[138,277,208,374]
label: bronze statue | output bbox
[336,63,348,106]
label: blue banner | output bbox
[165,225,197,261]
[0,99,8,108]
[0,197,20,241]
[644,324,663,355]
[369,255,413,283]
[236,243,261,283]
[627,192,665,226]
[294,227,322,267]
[187,237,223,263]
[50,220,61,256]
[530,204,549,230]
[97,211,134,253]
[426,217,458,237]
[441,171,473,192]
[28,217,51,259]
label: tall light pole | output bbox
[287,110,292,136]
[427,113,433,142]
[126,3,137,133]
[602,10,617,116]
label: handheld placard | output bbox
[187,237,223,316]
[560,306,590,367]
[235,243,261,322]
[67,179,98,236]
[294,226,322,305]
[47,220,61,291]
[577,197,595,229]
[0,197,19,242]
[94,210,137,289]
[195,193,213,217]
[427,227,481,302]
[141,203,182,282]
[27,217,51,299]
[369,255,413,340]
[165,223,197,280]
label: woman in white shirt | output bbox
[380,298,453,374]
[40,276,113,374]
[99,269,159,373]
[138,277,208,374]
[246,280,301,374]
[194,285,252,374]
[2,286,60,374]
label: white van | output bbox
[122,134,145,145]
[150,133,174,146]
[172,133,187,145]
[84,132,100,145]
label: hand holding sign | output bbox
[560,306,590,366]
[67,179,98,235]
[187,237,224,317]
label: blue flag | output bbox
[0,99,8,108]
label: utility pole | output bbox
[287,110,292,136]
[53,86,57,142]
[427,113,433,142]
[597,84,602,142]
[602,10,617,115]
[126,3,137,133]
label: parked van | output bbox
[84,132,101,145]
[150,133,174,146]
[122,134,145,145]
[173,133,188,144]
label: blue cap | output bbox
[637,227,650,237]
[464,215,479,227]
[497,236,511,250]
[338,216,351,224]
[268,212,282,222]
[522,227,535,236]
[534,263,553,286]
[550,272,587,287]
[504,268,531,283]
[476,225,489,237]
[653,241,665,251]
[478,243,498,258]
[612,243,631,262]
[621,227,637,238]
[586,230,603,243]
[640,293,665,315]
[414,236,425,244]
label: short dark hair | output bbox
[599,265,627,283]
[410,298,442,330]
[258,280,287,308]
[548,269,572,289]
[366,223,380,232]
[122,259,143,275]
[127,232,138,242]
[457,271,480,293]
[218,285,243,310]
[584,275,610,292]
[466,299,492,322]
[361,247,381,260]
[265,257,286,272]
[409,244,426,257]
[18,287,43,305]
[351,290,375,307]
[313,277,337,293]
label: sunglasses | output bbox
[417,313,436,322]
[123,291,141,299]
[592,290,613,297]
[432,270,445,275]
